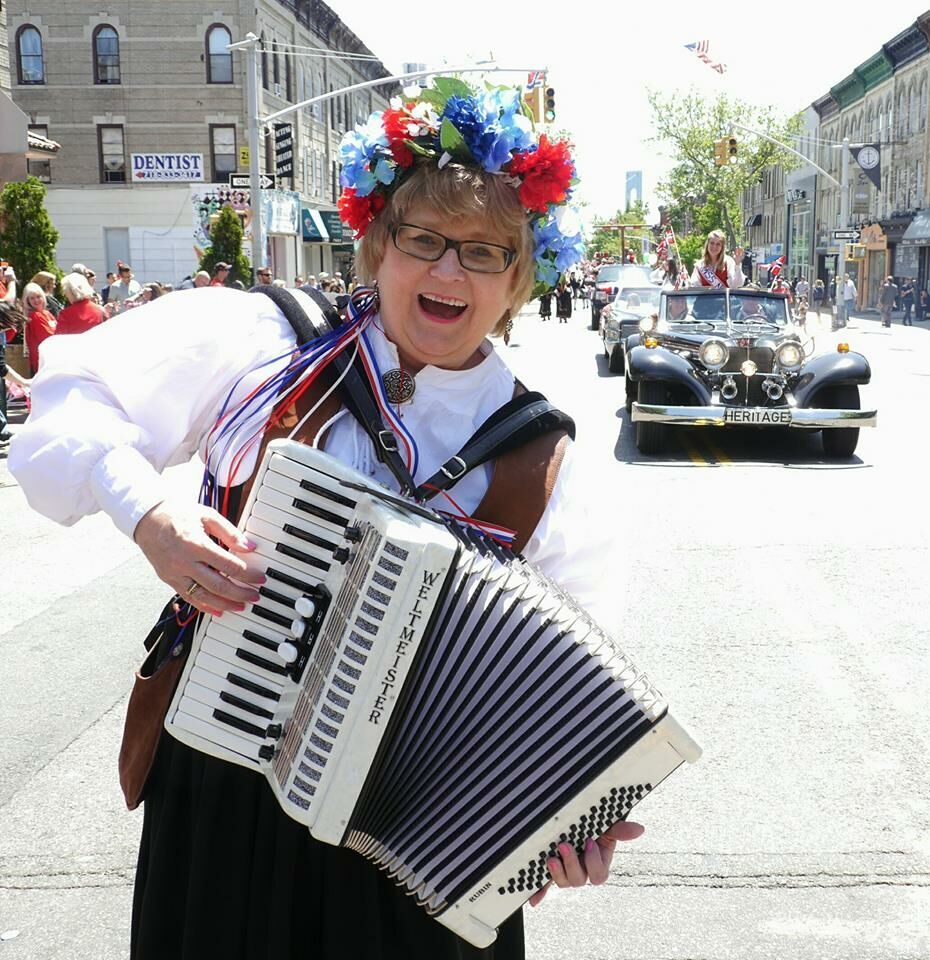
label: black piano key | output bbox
[226,672,281,702]
[297,478,357,509]
[282,522,339,553]
[258,585,295,608]
[292,497,348,528]
[212,708,267,739]
[242,629,280,653]
[219,690,275,720]
[265,566,316,594]
[236,647,289,676]
[277,542,331,571]
[251,604,293,630]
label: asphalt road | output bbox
[0,304,928,959]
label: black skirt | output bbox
[132,731,525,960]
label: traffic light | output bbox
[544,86,556,122]
[727,137,738,163]
[713,138,726,167]
[523,87,542,125]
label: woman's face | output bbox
[375,203,517,371]
[707,237,724,258]
[27,293,43,311]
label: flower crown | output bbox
[336,78,585,293]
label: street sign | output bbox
[833,230,860,241]
[239,146,250,167]
[228,173,275,190]
[274,122,294,179]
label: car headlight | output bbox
[740,359,758,378]
[638,315,657,333]
[776,341,803,369]
[699,338,729,369]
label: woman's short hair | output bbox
[61,271,95,303]
[701,230,727,268]
[23,282,47,308]
[354,162,536,336]
[30,270,57,292]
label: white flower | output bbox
[438,151,453,169]
[555,203,582,238]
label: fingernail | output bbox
[256,575,267,584]
[209,608,223,618]
[248,594,261,604]
[585,838,596,853]
[234,603,247,612]
[558,843,572,856]
[243,538,257,550]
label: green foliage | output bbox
[647,89,803,248]
[590,200,652,260]
[674,233,705,273]
[198,205,251,285]
[0,176,60,287]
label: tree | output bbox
[0,176,60,286]
[647,89,803,248]
[590,200,653,261]
[198,205,250,285]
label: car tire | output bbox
[590,306,600,331]
[608,345,625,374]
[635,380,666,455]
[625,373,635,414]
[819,384,861,458]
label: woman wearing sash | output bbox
[10,80,642,960]
[689,229,745,289]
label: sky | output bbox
[325,0,928,225]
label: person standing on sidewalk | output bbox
[811,279,825,318]
[919,287,928,321]
[840,275,857,327]
[900,277,914,325]
[878,276,898,328]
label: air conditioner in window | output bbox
[103,158,124,171]
[274,83,284,98]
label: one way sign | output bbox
[228,173,276,190]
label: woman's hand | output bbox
[133,499,264,616]
[528,820,644,908]
[733,246,744,262]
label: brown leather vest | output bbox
[233,370,570,554]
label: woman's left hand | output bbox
[528,820,644,907]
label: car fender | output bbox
[793,352,872,407]
[627,345,712,405]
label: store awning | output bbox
[302,207,329,242]
[745,213,762,228]
[900,208,930,245]
[318,210,345,244]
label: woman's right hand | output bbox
[133,499,265,616]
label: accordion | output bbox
[166,439,700,947]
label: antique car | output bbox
[590,262,655,329]
[625,288,877,459]
[599,285,662,373]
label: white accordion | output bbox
[166,440,700,947]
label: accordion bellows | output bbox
[166,440,700,947]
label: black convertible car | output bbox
[624,288,877,459]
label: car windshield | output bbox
[614,287,661,312]
[662,293,726,323]
[597,265,624,282]
[730,291,790,325]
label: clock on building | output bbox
[857,145,880,170]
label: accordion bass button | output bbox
[294,597,316,618]
[344,525,362,543]
[278,641,299,663]
[332,547,350,564]
[258,745,276,761]
[289,619,306,639]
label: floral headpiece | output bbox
[337,78,585,293]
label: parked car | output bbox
[599,286,662,373]
[590,263,655,329]
[625,288,877,459]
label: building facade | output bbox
[3,0,393,284]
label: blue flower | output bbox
[339,115,392,198]
[532,209,586,282]
[441,90,535,173]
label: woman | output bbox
[22,281,56,376]
[10,80,641,960]
[56,272,107,335]
[30,270,63,318]
[555,280,572,323]
[689,230,744,289]
[811,278,825,317]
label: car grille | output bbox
[724,376,769,407]
[722,346,775,374]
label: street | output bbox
[1,303,928,959]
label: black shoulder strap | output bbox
[415,390,575,502]
[252,284,417,496]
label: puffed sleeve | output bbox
[9,288,299,538]
[521,443,620,633]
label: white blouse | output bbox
[10,287,610,622]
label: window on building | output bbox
[206,24,233,83]
[314,73,324,120]
[210,124,237,182]
[98,125,126,183]
[285,55,292,101]
[909,86,917,135]
[93,25,120,84]
[332,160,339,203]
[27,124,51,183]
[261,35,268,90]
[272,41,280,86]
[16,25,44,84]
[921,80,928,132]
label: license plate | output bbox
[723,408,792,425]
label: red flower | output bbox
[338,188,386,238]
[506,136,575,213]
[383,109,415,169]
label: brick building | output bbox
[3,0,393,283]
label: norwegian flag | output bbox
[655,237,668,260]
[767,255,786,279]
[525,71,546,92]
[684,41,727,75]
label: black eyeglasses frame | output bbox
[391,223,515,274]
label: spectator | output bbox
[919,287,928,322]
[293,276,305,287]
[271,278,287,288]
[22,282,57,376]
[900,277,914,326]
[878,276,898,328]
[255,267,273,285]
[0,263,16,307]
[840,275,857,325]
[811,279,825,317]
[795,276,810,301]
[57,272,107,336]
[141,282,166,302]
[210,263,231,287]
[305,274,318,289]
[178,271,211,290]
[332,271,346,293]
[100,271,117,303]
[107,263,142,304]
[556,280,572,323]
[30,271,63,318]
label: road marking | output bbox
[682,436,711,466]
[705,438,732,465]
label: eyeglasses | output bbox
[392,223,515,274]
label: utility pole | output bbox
[226,38,544,274]
[836,137,850,327]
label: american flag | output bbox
[525,71,546,92]
[684,41,727,75]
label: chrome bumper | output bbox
[631,403,877,429]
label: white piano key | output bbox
[245,516,334,573]
[189,662,282,703]
[170,709,264,765]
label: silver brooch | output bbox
[381,368,416,404]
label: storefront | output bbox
[319,210,355,281]
[879,214,914,284]
[261,189,301,282]
[859,223,888,309]
[301,206,330,278]
[898,209,930,294]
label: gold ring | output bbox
[185,579,203,600]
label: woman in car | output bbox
[689,230,744,289]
